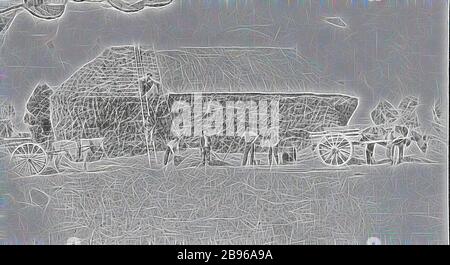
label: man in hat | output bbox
[164,135,182,166]
[200,131,211,165]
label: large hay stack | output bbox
[48,45,358,157]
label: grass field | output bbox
[1,144,447,245]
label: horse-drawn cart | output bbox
[309,125,428,167]
[2,134,105,177]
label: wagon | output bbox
[309,126,416,167]
[3,134,105,177]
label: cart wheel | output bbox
[317,134,353,167]
[10,143,47,177]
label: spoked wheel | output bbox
[317,133,353,167]
[10,143,48,177]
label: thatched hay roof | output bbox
[156,47,341,93]
[53,45,342,98]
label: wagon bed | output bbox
[309,127,412,167]
[1,135,106,177]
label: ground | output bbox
[0,144,447,245]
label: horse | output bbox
[386,129,429,165]
[362,125,429,165]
